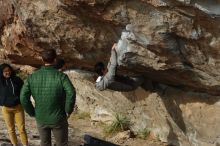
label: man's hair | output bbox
[41,49,57,64]
[94,62,105,76]
[55,58,65,70]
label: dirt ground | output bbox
[0,111,166,146]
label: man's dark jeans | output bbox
[37,119,68,146]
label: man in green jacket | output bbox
[20,49,76,146]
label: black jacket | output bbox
[0,76,24,106]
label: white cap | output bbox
[126,24,133,31]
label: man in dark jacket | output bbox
[20,49,76,146]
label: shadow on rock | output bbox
[81,134,119,146]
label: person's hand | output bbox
[112,43,117,50]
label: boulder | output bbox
[0,0,220,94]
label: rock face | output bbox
[0,0,220,94]
[67,70,220,146]
[1,1,220,145]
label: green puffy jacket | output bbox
[20,66,76,124]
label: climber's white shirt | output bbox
[96,76,103,83]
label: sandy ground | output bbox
[0,111,166,146]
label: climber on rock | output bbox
[94,43,144,91]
